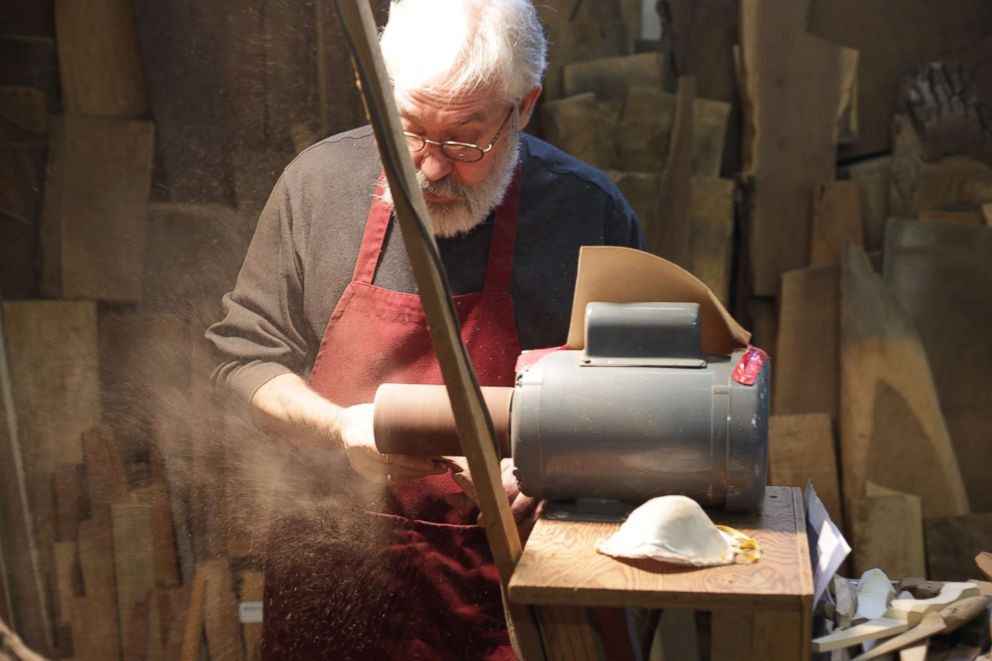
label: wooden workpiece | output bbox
[510,487,813,660]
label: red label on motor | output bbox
[733,346,768,385]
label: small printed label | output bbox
[239,601,263,624]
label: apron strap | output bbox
[351,176,393,285]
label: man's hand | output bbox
[336,403,446,484]
[453,458,544,542]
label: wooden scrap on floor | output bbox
[739,0,857,296]
[135,484,180,589]
[768,414,843,527]
[540,93,615,169]
[111,499,155,646]
[810,181,863,267]
[839,245,969,519]
[649,76,695,267]
[239,571,264,661]
[201,559,244,661]
[54,0,147,117]
[806,0,992,159]
[812,618,909,653]
[845,156,892,253]
[925,514,992,581]
[75,511,121,661]
[40,115,154,301]
[851,483,925,579]
[883,218,992,512]
[773,264,839,421]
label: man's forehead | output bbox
[397,88,499,125]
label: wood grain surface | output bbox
[773,264,839,422]
[509,487,812,612]
[810,181,863,267]
[768,414,842,527]
[839,246,969,519]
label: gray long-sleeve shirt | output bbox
[206,127,645,402]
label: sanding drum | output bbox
[374,302,770,512]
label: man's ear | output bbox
[517,84,543,129]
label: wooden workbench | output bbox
[509,486,814,660]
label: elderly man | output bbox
[207,0,644,657]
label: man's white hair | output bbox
[380,0,547,104]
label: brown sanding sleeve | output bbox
[373,384,513,458]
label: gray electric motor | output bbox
[511,302,769,512]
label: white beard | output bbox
[380,136,520,238]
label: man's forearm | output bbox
[250,373,344,448]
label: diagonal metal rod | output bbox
[333,1,545,657]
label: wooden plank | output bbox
[912,156,992,216]
[608,171,658,236]
[238,572,263,661]
[51,542,76,634]
[141,204,252,313]
[925,514,992,582]
[540,93,615,170]
[54,0,147,117]
[845,156,892,254]
[883,218,992,512]
[753,610,806,661]
[82,425,129,509]
[691,97,731,179]
[615,87,674,172]
[890,114,926,220]
[111,499,155,646]
[536,0,630,102]
[76,511,121,661]
[0,87,46,141]
[851,485,926,579]
[536,606,601,660]
[649,76,695,266]
[711,611,753,661]
[122,599,151,661]
[659,0,740,176]
[839,245,969,519]
[0,37,59,110]
[177,573,206,661]
[807,0,992,159]
[201,560,243,661]
[809,181,863,267]
[134,484,180,588]
[562,52,664,124]
[3,300,98,652]
[53,463,83,544]
[768,414,843,527]
[39,115,154,301]
[918,210,984,226]
[0,297,54,650]
[739,0,856,296]
[509,487,813,611]
[773,264,839,421]
[747,297,778,364]
[0,144,46,298]
[688,177,735,305]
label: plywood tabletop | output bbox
[509,486,813,612]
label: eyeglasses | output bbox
[402,106,515,163]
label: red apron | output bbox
[261,171,522,660]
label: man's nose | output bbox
[414,144,454,181]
